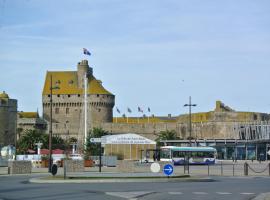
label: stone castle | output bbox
[101,100,270,140]
[0,91,17,146]
[42,60,115,142]
[41,59,270,143]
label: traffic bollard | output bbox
[244,162,248,176]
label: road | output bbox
[0,175,269,200]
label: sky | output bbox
[0,0,270,117]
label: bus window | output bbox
[160,149,171,159]
[172,151,185,158]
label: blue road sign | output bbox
[163,164,174,176]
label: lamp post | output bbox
[184,96,197,147]
[48,75,59,172]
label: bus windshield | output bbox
[160,148,171,159]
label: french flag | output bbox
[83,48,91,56]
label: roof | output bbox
[0,91,9,99]
[18,112,39,118]
[102,133,156,145]
[42,71,112,95]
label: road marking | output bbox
[106,191,154,199]
[193,192,208,195]
[216,192,232,195]
[168,192,183,195]
[240,193,255,195]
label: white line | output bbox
[216,192,232,195]
[168,192,183,195]
[193,192,208,195]
[240,193,255,195]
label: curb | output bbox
[29,176,214,184]
[252,193,270,200]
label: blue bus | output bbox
[160,146,217,165]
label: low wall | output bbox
[118,160,170,173]
[8,161,32,174]
[64,160,84,172]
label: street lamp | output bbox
[184,96,197,147]
[48,75,60,172]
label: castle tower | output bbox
[42,60,115,142]
[0,91,17,146]
[77,60,93,88]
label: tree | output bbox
[155,130,180,147]
[16,129,45,154]
[16,129,66,154]
[84,127,109,159]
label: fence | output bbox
[90,156,117,167]
[179,161,270,177]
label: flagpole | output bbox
[84,73,88,150]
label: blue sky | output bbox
[1,0,270,116]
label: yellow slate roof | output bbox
[18,112,39,118]
[42,71,113,95]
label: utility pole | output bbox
[48,75,59,172]
[184,96,197,147]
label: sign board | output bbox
[90,138,102,143]
[163,164,173,176]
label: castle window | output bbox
[78,94,81,97]
[98,109,101,112]
[254,114,257,120]
[97,94,99,97]
[68,80,74,84]
[68,95,71,98]
[57,94,60,97]
[55,107,59,114]
[66,108,69,114]
[48,95,50,97]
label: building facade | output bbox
[17,111,47,139]
[42,60,115,143]
[0,91,17,146]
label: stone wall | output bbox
[64,160,84,172]
[8,161,31,174]
[100,121,239,140]
[0,98,17,146]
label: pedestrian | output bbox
[153,152,156,162]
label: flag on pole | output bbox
[138,106,143,113]
[116,107,121,113]
[83,48,91,56]
[127,107,132,113]
[148,107,151,112]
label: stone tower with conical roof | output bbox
[0,91,17,146]
[42,60,115,142]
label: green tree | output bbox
[155,130,180,147]
[84,127,109,159]
[17,129,66,154]
[17,129,45,154]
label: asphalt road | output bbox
[0,175,270,200]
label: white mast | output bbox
[84,73,88,148]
